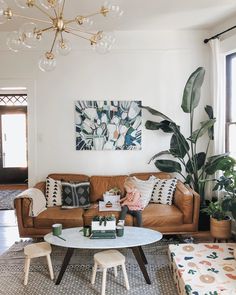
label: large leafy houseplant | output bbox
[142,67,235,205]
[213,167,236,219]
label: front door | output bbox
[0,106,28,184]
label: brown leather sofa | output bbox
[14,172,200,238]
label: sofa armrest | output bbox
[34,181,46,193]
[14,182,46,231]
[173,181,200,225]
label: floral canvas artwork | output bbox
[75,100,142,150]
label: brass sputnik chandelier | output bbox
[0,0,123,71]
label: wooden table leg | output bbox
[55,248,74,285]
[138,246,148,265]
[131,247,151,284]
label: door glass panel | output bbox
[1,114,27,168]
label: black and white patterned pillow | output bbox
[61,181,90,209]
[150,178,177,205]
[45,177,62,207]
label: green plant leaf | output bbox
[142,106,173,122]
[188,119,216,143]
[148,150,171,164]
[145,120,173,133]
[170,134,190,158]
[186,152,206,173]
[205,105,214,140]
[205,105,214,119]
[222,197,232,211]
[181,67,205,113]
[155,159,182,173]
[205,155,236,175]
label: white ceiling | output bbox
[1,0,236,31]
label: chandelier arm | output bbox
[84,12,102,18]
[33,4,54,20]
[53,8,58,18]
[35,26,54,34]
[66,26,94,36]
[49,30,59,53]
[13,13,52,24]
[64,29,91,42]
[60,31,64,42]
[60,0,66,17]
[64,11,101,26]
[64,19,76,25]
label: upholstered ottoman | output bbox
[168,243,236,295]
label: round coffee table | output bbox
[44,226,162,285]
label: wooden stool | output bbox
[24,242,54,285]
[91,249,130,295]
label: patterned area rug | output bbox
[0,190,23,210]
[0,239,179,295]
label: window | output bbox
[226,53,236,157]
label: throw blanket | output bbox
[16,188,47,217]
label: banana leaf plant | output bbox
[142,67,235,205]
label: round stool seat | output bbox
[24,242,52,259]
[92,250,129,295]
[94,250,125,268]
[23,242,54,286]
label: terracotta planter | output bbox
[210,217,231,240]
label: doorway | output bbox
[0,94,28,184]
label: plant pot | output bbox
[210,217,231,240]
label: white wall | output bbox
[0,30,211,185]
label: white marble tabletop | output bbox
[44,226,162,249]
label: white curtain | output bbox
[209,39,225,155]
[209,39,225,200]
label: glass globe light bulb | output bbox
[0,0,8,25]
[15,0,31,9]
[94,32,116,54]
[39,0,62,10]
[38,52,56,72]
[19,22,41,48]
[56,39,71,56]
[103,1,124,18]
[75,16,94,30]
[6,31,23,52]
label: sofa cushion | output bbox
[141,203,183,227]
[150,178,177,205]
[61,181,90,209]
[90,175,127,202]
[45,177,62,207]
[83,205,133,226]
[132,176,156,208]
[34,207,84,228]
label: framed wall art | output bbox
[75,100,142,150]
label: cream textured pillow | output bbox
[132,176,156,208]
[45,177,62,207]
[150,178,177,205]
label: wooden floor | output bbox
[0,210,21,255]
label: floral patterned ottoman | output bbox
[168,243,236,295]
